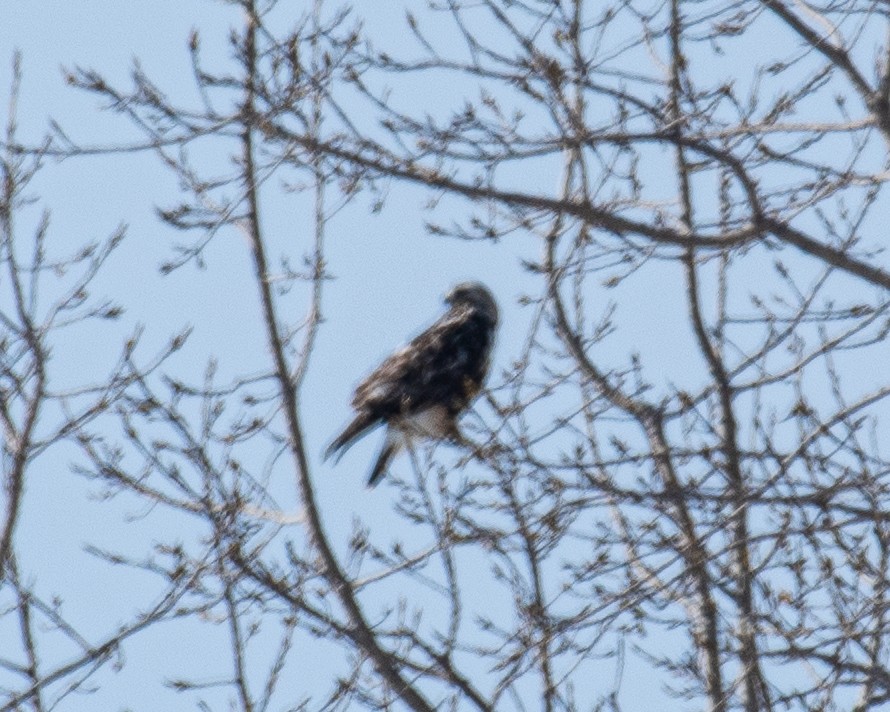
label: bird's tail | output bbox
[324,412,377,463]
[367,435,401,488]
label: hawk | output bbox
[325,282,498,486]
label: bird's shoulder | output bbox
[351,307,481,409]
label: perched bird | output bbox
[325,282,498,486]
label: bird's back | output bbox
[352,305,495,419]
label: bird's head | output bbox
[445,282,498,324]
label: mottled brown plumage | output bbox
[325,282,498,486]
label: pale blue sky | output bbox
[4,2,875,710]
[1,4,571,709]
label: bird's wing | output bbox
[323,410,379,462]
[352,306,482,415]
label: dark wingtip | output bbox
[322,435,346,464]
[322,443,338,463]
[325,414,376,466]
